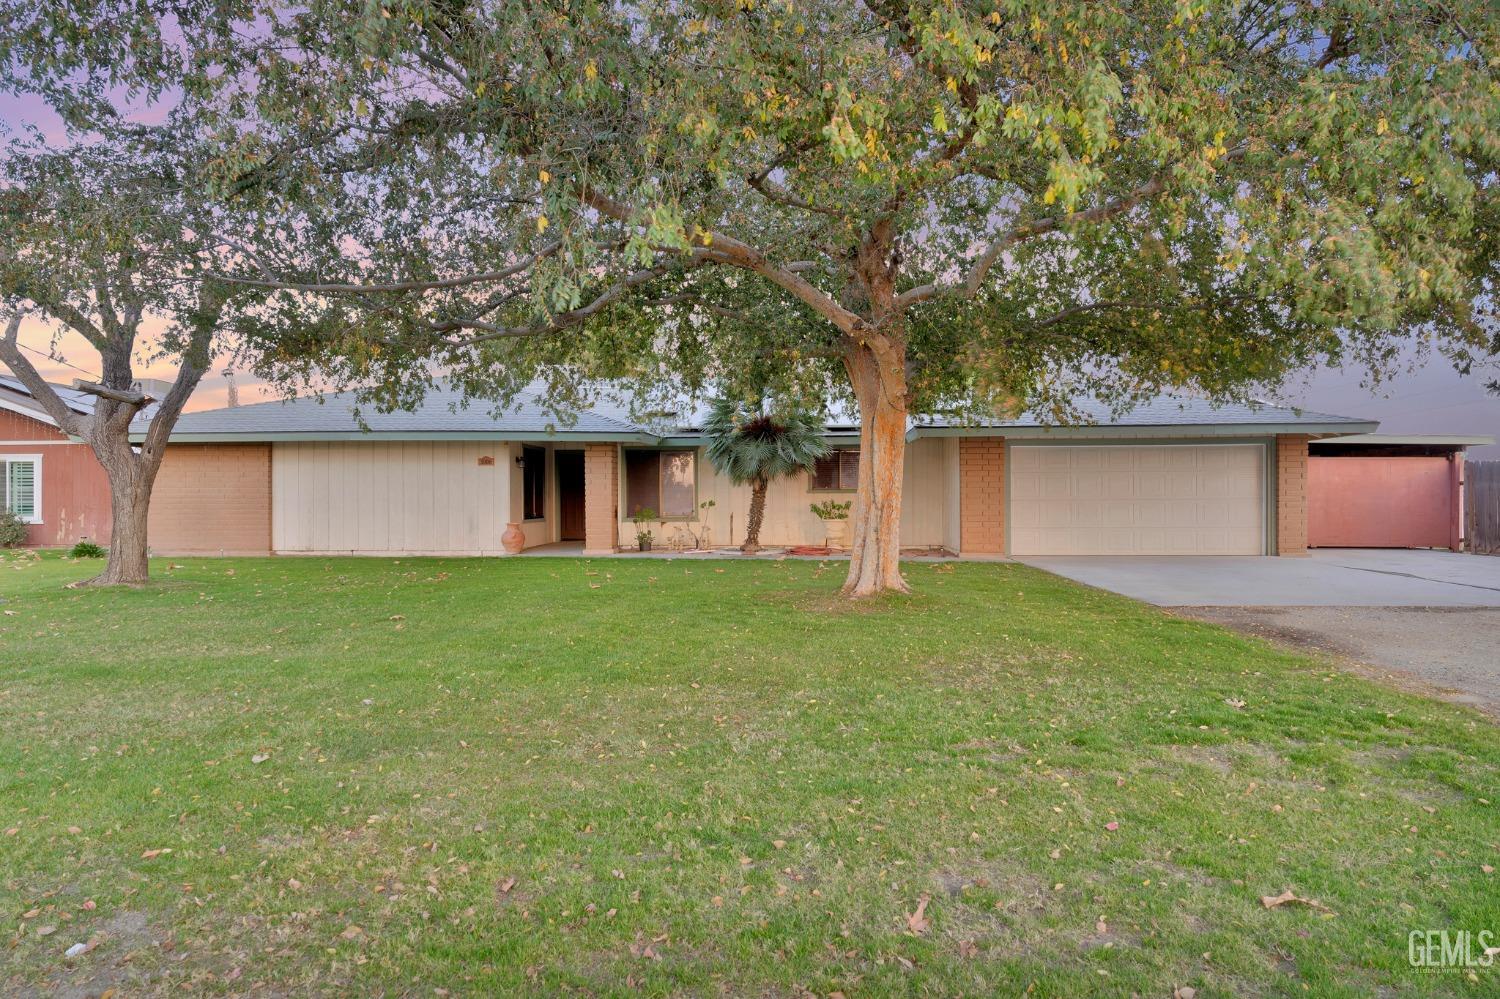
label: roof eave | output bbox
[1318,432,1495,447]
[907,421,1380,441]
[128,429,664,445]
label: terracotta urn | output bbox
[824,518,851,549]
[501,521,526,555]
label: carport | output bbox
[1307,434,1493,551]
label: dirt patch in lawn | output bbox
[1172,606,1500,719]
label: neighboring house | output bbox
[0,373,111,547]
[130,383,1382,558]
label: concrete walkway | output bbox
[1017,549,1500,607]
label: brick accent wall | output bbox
[582,442,619,555]
[1275,434,1311,556]
[148,444,271,554]
[958,437,1006,554]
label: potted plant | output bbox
[632,507,657,552]
[810,499,852,549]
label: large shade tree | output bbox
[0,0,288,585]
[0,130,273,584]
[212,0,1500,596]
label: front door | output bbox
[556,450,586,541]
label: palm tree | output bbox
[703,397,830,554]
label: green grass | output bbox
[2,551,1497,997]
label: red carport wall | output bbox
[1307,454,1462,551]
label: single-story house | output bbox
[126,383,1386,558]
[0,373,113,547]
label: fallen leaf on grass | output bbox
[140,848,173,859]
[1174,987,1197,999]
[905,894,931,935]
[251,754,270,764]
[496,876,517,896]
[1260,889,1334,914]
[628,931,666,961]
[340,925,364,940]
[957,939,978,959]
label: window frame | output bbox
[808,448,860,493]
[0,453,42,525]
[521,445,546,522]
[622,448,699,521]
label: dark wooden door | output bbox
[556,450,586,540]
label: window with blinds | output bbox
[810,450,859,491]
[624,450,696,518]
[1,457,39,522]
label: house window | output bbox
[522,446,546,520]
[624,450,696,518]
[1,456,39,523]
[810,449,859,491]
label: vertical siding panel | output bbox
[387,442,403,551]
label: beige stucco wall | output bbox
[613,436,953,550]
[272,441,522,555]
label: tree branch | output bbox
[746,172,843,218]
[581,188,866,336]
[71,379,150,405]
[210,240,566,294]
[142,284,223,457]
[0,313,86,436]
[425,260,692,345]
[896,144,1250,309]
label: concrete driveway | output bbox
[1017,549,1500,607]
[1019,549,1500,716]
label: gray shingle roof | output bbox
[916,395,1372,429]
[151,382,650,439]
[139,382,1377,442]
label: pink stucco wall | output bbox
[1308,455,1460,550]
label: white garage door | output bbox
[1009,444,1265,556]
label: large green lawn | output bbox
[2,551,1497,996]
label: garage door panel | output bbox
[1009,445,1265,556]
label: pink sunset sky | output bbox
[3,89,1497,452]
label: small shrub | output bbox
[0,510,27,548]
[68,539,107,559]
[809,499,852,521]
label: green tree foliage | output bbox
[704,397,830,553]
[6,0,1498,593]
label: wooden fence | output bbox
[1467,461,1500,555]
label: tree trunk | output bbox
[82,448,159,587]
[742,477,768,554]
[842,336,910,597]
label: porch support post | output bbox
[1275,434,1311,556]
[582,443,619,556]
[958,437,1006,555]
